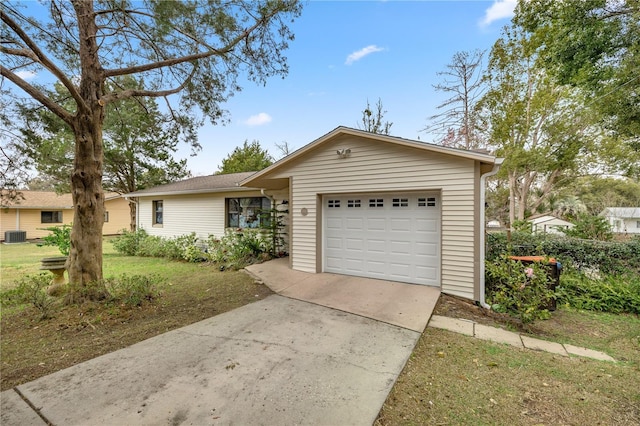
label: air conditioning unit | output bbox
[4,230,27,243]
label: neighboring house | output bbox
[528,214,574,235]
[0,191,130,241]
[129,127,501,302]
[600,207,640,234]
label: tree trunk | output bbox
[66,0,109,303]
[129,199,137,231]
[508,172,517,229]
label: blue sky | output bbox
[184,0,517,175]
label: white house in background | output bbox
[128,126,501,303]
[528,214,575,235]
[600,207,640,234]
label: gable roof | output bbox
[1,191,121,209]
[601,207,640,218]
[529,215,574,226]
[125,172,257,197]
[241,126,498,188]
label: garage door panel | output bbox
[366,218,387,231]
[390,218,412,231]
[416,218,438,232]
[415,242,437,256]
[389,240,411,255]
[346,238,364,250]
[345,217,364,230]
[324,193,440,287]
[367,239,386,253]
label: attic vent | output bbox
[4,230,26,243]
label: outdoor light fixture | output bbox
[336,148,351,158]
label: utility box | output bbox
[4,230,27,243]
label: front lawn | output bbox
[0,240,272,391]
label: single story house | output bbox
[528,214,574,234]
[128,127,501,303]
[600,207,640,234]
[1,191,130,241]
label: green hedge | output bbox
[486,232,640,275]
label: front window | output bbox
[153,200,163,225]
[227,197,271,228]
[41,211,62,223]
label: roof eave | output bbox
[125,186,259,198]
[240,126,498,187]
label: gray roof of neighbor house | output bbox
[125,172,257,197]
[1,191,120,209]
[601,207,640,218]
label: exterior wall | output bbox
[267,134,479,299]
[137,190,268,240]
[607,216,640,234]
[1,208,74,240]
[104,197,132,235]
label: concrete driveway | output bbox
[2,260,439,426]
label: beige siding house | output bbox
[128,127,500,303]
[242,127,500,301]
[126,172,288,241]
[1,191,129,240]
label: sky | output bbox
[11,0,518,177]
[182,0,518,176]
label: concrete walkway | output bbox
[428,315,616,362]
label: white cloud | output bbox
[345,45,385,65]
[244,112,272,126]
[15,70,37,80]
[479,0,517,28]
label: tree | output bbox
[17,77,194,231]
[218,140,273,174]
[274,140,294,159]
[358,98,393,135]
[1,0,302,302]
[423,49,487,150]
[480,25,590,227]
[515,0,639,174]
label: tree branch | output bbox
[0,66,73,125]
[1,8,85,111]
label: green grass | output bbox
[376,327,640,426]
[0,239,200,289]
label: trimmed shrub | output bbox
[206,229,272,270]
[486,256,554,324]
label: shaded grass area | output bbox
[1,241,273,391]
[376,296,640,425]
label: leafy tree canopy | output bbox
[218,140,273,174]
[0,0,302,300]
[515,0,639,145]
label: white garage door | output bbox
[323,193,440,286]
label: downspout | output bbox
[479,158,504,309]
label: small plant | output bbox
[40,224,72,256]
[205,228,272,270]
[485,257,555,324]
[112,229,148,256]
[3,274,58,319]
[106,274,161,307]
